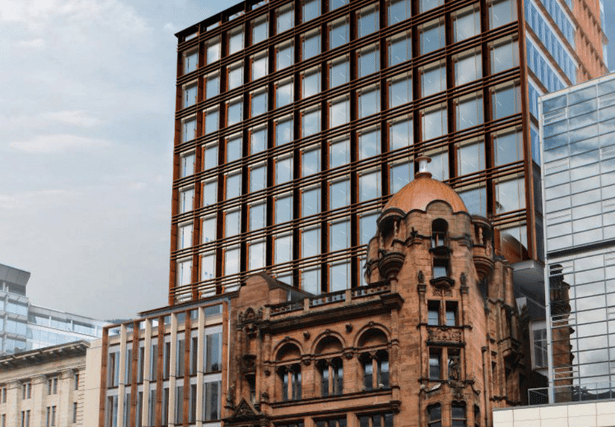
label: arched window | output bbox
[318,358,343,397]
[427,404,441,427]
[361,350,389,390]
[452,402,466,427]
[431,219,448,248]
[278,364,302,401]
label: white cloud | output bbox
[17,38,46,49]
[10,134,111,153]
[163,22,176,33]
[40,110,104,127]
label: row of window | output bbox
[107,331,222,387]
[182,39,520,142]
[106,380,220,427]
[183,0,517,76]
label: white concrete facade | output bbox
[494,400,615,427]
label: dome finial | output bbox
[415,154,432,179]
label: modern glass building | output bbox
[540,73,615,402]
[0,263,107,354]
[169,0,607,304]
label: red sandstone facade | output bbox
[225,171,524,427]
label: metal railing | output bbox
[528,382,615,405]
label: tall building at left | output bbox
[0,263,107,355]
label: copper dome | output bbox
[383,172,468,213]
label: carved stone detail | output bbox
[427,327,463,344]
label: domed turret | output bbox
[383,156,467,214]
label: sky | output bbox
[1,1,615,321]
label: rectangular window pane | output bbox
[224,247,240,275]
[389,117,413,150]
[276,79,294,108]
[330,96,350,128]
[276,40,294,70]
[390,161,413,193]
[455,49,482,86]
[251,127,267,154]
[227,135,242,162]
[359,127,381,160]
[201,253,216,281]
[330,136,350,168]
[303,67,321,98]
[183,83,197,108]
[330,220,350,252]
[228,26,244,55]
[358,44,379,78]
[358,6,378,38]
[302,107,321,137]
[421,61,446,97]
[302,227,321,257]
[228,61,244,90]
[330,56,349,88]
[422,105,447,141]
[227,97,243,126]
[251,51,268,80]
[225,209,241,237]
[275,234,293,264]
[249,240,266,270]
[457,138,485,176]
[226,173,242,200]
[454,6,479,42]
[276,156,294,184]
[206,38,221,64]
[276,116,294,145]
[420,19,445,55]
[275,194,293,224]
[303,29,321,59]
[182,118,197,142]
[330,179,350,210]
[302,146,321,177]
[251,89,268,117]
[456,93,483,130]
[252,15,268,44]
[302,187,321,217]
[277,4,294,34]
[388,32,411,66]
[360,169,381,202]
[329,18,349,49]
[389,0,411,25]
[389,73,412,108]
[303,0,321,22]
[249,164,266,193]
[359,85,380,118]
[250,202,266,230]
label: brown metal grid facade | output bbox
[169,0,538,305]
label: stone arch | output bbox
[274,340,303,362]
[355,324,390,349]
[313,332,345,356]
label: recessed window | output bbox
[275,116,294,146]
[421,104,447,141]
[390,161,412,193]
[251,88,268,117]
[389,116,413,150]
[225,172,242,200]
[330,219,350,252]
[302,106,321,137]
[389,73,412,108]
[358,5,378,38]
[454,5,480,42]
[428,302,439,325]
[419,19,445,55]
[182,117,197,142]
[388,32,411,66]
[329,56,350,88]
[427,404,441,427]
[302,67,321,98]
[302,145,321,177]
[180,152,195,178]
[302,186,321,217]
[227,97,243,126]
[179,188,194,213]
[224,246,240,276]
[252,15,268,45]
[360,212,379,245]
[226,134,242,162]
[206,37,221,64]
[275,193,293,223]
[425,147,449,181]
[177,259,192,287]
[492,82,521,119]
[456,92,484,130]
[178,223,193,250]
[275,155,294,184]
[228,61,244,90]
[302,226,321,257]
[421,61,446,97]
[429,350,441,379]
[489,0,516,29]
[228,26,244,55]
[249,163,267,193]
[329,136,350,169]
[358,44,379,78]
[495,177,525,213]
[276,40,294,70]
[203,143,218,170]
[388,0,411,26]
[493,130,522,166]
[451,403,466,427]
[277,3,294,34]
[454,49,482,86]
[358,84,380,118]
[225,208,241,237]
[202,216,216,243]
[183,49,198,75]
[250,126,268,154]
[249,240,266,270]
[183,82,197,108]
[303,0,321,23]
[201,253,216,281]
[330,0,348,11]
[329,96,350,128]
[203,108,219,135]
[249,202,266,230]
[420,0,443,13]
[276,78,294,108]
[251,51,268,81]
[303,29,321,60]
[458,185,487,217]
[202,180,217,206]
[457,137,485,176]
[359,169,381,202]
[275,234,293,264]
[490,37,519,74]
[329,178,350,210]
[359,126,381,160]
[329,17,349,50]
[446,302,458,326]
[330,261,351,292]
[205,72,220,99]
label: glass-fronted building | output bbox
[540,73,615,402]
[169,0,607,305]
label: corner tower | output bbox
[225,158,525,427]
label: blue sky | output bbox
[1,0,614,320]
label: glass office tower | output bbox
[169,0,607,304]
[541,73,615,402]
